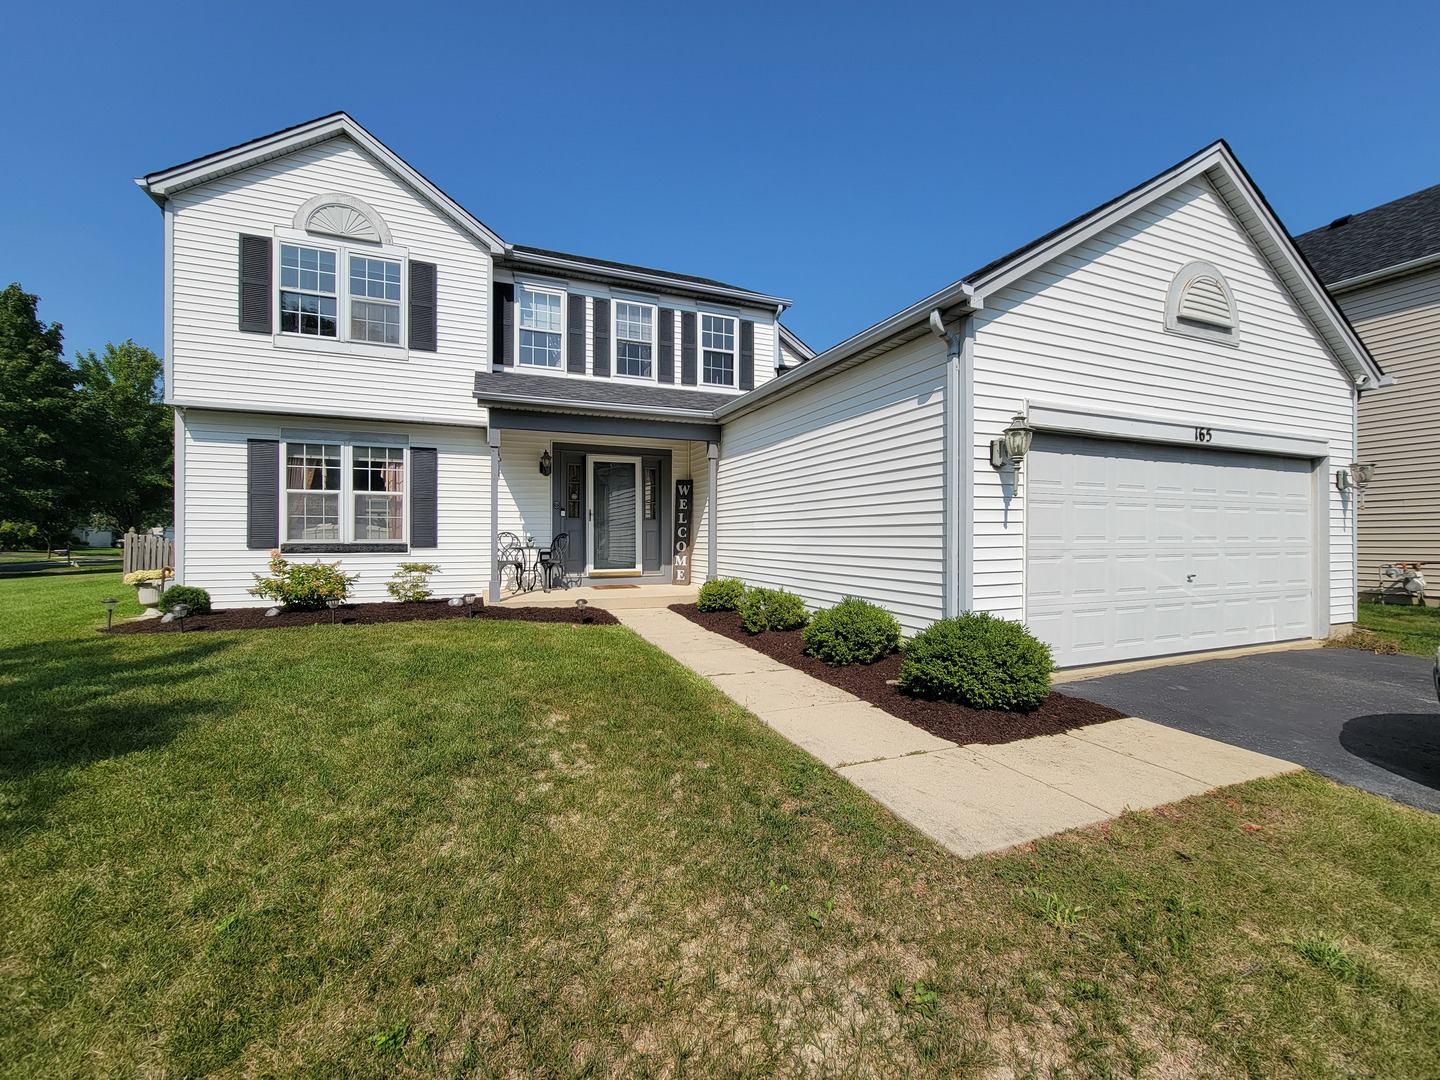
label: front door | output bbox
[588,457,643,575]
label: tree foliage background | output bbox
[0,283,170,546]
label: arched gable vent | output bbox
[292,193,393,245]
[1165,261,1238,343]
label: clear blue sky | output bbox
[4,0,1438,362]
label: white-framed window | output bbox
[284,441,406,543]
[614,301,655,379]
[518,285,564,368]
[701,313,736,386]
[277,235,406,348]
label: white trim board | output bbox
[1024,402,1330,459]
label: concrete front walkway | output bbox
[617,606,1300,859]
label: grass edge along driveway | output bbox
[2,573,1438,1078]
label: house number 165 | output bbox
[1194,427,1213,442]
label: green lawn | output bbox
[1356,602,1440,657]
[3,575,1439,1077]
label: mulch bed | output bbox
[670,604,1122,745]
[107,599,619,635]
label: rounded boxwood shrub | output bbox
[158,585,212,615]
[738,587,810,634]
[697,577,746,612]
[897,612,1054,711]
[802,596,902,666]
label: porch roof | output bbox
[473,370,734,420]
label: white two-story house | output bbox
[138,113,811,605]
[141,116,1382,668]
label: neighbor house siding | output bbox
[1335,267,1440,594]
[178,409,490,605]
[716,338,948,632]
[169,137,491,425]
[970,176,1357,629]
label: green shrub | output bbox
[386,562,441,602]
[897,612,1054,711]
[802,596,902,665]
[739,587,810,634]
[249,552,358,611]
[158,585,212,615]
[697,578,746,612]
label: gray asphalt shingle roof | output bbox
[1294,182,1440,285]
[473,370,737,416]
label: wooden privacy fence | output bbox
[123,532,174,577]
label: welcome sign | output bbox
[672,479,694,585]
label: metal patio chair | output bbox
[496,531,530,591]
[537,532,571,591]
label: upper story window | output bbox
[349,256,402,344]
[280,245,338,337]
[614,301,655,379]
[701,313,736,386]
[518,285,564,368]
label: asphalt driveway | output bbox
[1067,648,1440,813]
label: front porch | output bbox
[491,582,700,610]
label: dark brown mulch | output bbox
[669,604,1123,745]
[107,599,619,635]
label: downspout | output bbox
[928,307,974,619]
[487,426,502,602]
[707,441,719,581]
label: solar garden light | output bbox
[170,602,190,632]
[326,596,342,624]
[101,597,119,631]
[575,597,589,622]
[463,592,477,605]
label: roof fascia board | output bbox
[504,249,791,310]
[138,113,506,254]
[715,284,980,421]
[779,324,816,360]
[473,389,719,422]
[1329,251,1440,294]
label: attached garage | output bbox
[1025,432,1320,667]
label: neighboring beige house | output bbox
[1296,184,1440,601]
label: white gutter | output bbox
[472,394,719,422]
[929,310,973,618]
[1328,250,1440,294]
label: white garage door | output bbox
[1026,434,1314,667]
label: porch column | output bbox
[488,427,502,603]
[707,441,719,581]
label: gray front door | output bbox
[590,458,641,573]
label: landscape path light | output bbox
[101,597,119,631]
[326,597,342,624]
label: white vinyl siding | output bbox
[1335,267,1440,593]
[971,176,1356,631]
[169,137,491,425]
[178,409,489,605]
[717,337,948,633]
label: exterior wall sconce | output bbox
[990,413,1035,469]
[539,450,553,477]
[1336,462,1376,492]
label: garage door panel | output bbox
[1026,434,1314,667]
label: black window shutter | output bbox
[680,311,697,386]
[495,282,514,368]
[592,298,610,378]
[410,447,438,548]
[567,294,586,374]
[739,320,755,390]
[239,235,272,334]
[657,308,675,383]
[408,260,437,352]
[246,439,280,549]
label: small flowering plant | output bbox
[123,567,174,587]
[250,550,357,611]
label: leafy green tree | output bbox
[0,283,85,547]
[74,340,172,532]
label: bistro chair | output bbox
[496,531,529,591]
[537,532,571,591]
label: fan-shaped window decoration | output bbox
[292,193,393,245]
[1165,261,1238,343]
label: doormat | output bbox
[591,584,641,589]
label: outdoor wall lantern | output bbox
[539,450,553,477]
[1336,462,1377,492]
[101,596,119,631]
[990,413,1035,469]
